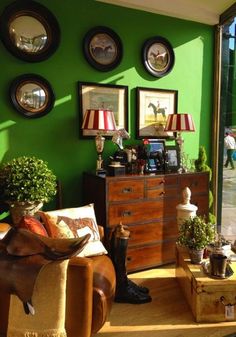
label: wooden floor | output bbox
[98,264,236,337]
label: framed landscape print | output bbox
[136,87,178,139]
[79,81,128,137]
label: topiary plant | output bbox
[177,215,216,250]
[194,146,216,224]
[0,156,57,203]
[195,146,212,180]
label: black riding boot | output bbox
[110,223,151,304]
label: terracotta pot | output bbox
[189,248,204,264]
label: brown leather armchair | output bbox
[0,228,116,337]
[66,254,116,337]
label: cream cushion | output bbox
[38,204,107,257]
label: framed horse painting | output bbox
[78,81,128,138]
[136,87,178,139]
[83,26,123,72]
[142,36,175,78]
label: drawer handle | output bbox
[160,191,165,195]
[122,210,132,217]
[122,187,133,193]
[160,179,165,184]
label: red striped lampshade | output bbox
[82,109,117,131]
[164,113,195,132]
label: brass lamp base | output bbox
[95,133,105,171]
[175,132,187,173]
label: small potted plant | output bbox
[207,233,231,257]
[0,156,57,224]
[177,215,216,264]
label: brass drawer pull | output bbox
[160,191,165,195]
[122,210,132,217]
[160,179,165,184]
[122,187,133,193]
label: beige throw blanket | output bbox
[7,260,69,337]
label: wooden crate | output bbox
[176,245,236,322]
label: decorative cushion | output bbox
[0,222,11,239]
[18,215,48,237]
[53,216,99,241]
[38,213,74,239]
[38,204,107,257]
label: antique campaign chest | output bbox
[83,171,209,272]
[176,245,236,322]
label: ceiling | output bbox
[96,0,236,25]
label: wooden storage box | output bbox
[176,245,236,323]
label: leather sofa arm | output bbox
[98,225,104,242]
[66,256,94,337]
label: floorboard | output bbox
[98,264,236,337]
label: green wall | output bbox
[0,0,214,208]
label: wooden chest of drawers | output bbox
[83,172,209,272]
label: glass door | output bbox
[218,16,236,235]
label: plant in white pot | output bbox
[177,215,216,264]
[0,156,57,225]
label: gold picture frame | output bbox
[136,86,178,139]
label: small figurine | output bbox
[112,128,130,150]
[112,129,130,164]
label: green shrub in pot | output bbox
[0,156,57,224]
[177,215,216,263]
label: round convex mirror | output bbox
[0,0,60,62]
[10,74,55,118]
[9,15,47,54]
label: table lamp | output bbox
[82,109,117,173]
[164,113,195,172]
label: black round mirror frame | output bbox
[0,0,60,62]
[83,26,123,72]
[10,74,55,118]
[142,36,175,78]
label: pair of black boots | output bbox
[110,223,152,304]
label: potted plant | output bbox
[0,156,57,224]
[207,233,231,257]
[177,215,216,264]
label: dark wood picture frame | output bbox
[165,145,180,172]
[83,26,123,72]
[142,36,175,78]
[78,81,128,138]
[136,86,178,139]
[145,139,166,173]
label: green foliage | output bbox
[194,146,212,181]
[209,212,216,225]
[0,156,57,203]
[194,146,216,224]
[209,190,213,209]
[177,215,216,250]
